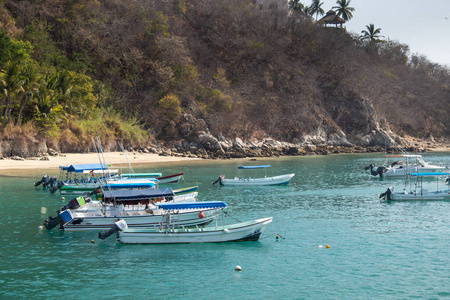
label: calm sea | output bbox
[1,153,449,299]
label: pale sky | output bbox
[318,0,450,66]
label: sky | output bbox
[318,0,450,66]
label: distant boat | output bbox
[379,172,450,201]
[365,154,445,177]
[213,165,295,186]
[99,216,273,244]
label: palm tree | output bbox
[0,60,24,123]
[361,24,383,42]
[16,64,39,125]
[289,0,304,12]
[332,0,355,21]
[310,0,324,21]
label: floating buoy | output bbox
[326,244,330,248]
[199,212,205,219]
[235,265,242,271]
[319,245,323,248]
[91,240,95,244]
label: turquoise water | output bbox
[1,153,450,299]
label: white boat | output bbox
[379,172,450,201]
[43,189,220,231]
[365,154,445,177]
[101,216,273,244]
[213,165,295,186]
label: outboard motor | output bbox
[379,186,394,200]
[42,176,57,188]
[60,196,87,211]
[212,174,225,185]
[364,163,388,177]
[43,209,74,230]
[34,175,49,187]
[43,214,64,230]
[98,219,128,240]
[49,181,65,194]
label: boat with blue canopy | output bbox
[213,164,295,186]
[42,190,220,231]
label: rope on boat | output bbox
[224,211,242,223]
[260,233,285,240]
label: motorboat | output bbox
[379,172,450,201]
[365,154,445,177]
[213,165,295,186]
[42,188,219,231]
[99,215,273,244]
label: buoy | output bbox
[199,212,205,219]
[91,240,95,244]
[326,244,330,248]
[319,245,323,248]
[235,265,242,271]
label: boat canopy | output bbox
[82,169,119,175]
[103,188,174,201]
[66,163,108,173]
[383,154,423,158]
[158,201,227,210]
[238,165,271,169]
[408,172,450,177]
[107,182,155,189]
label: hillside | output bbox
[1,0,449,157]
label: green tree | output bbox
[158,93,181,120]
[16,63,39,125]
[310,0,324,21]
[289,0,304,12]
[0,60,24,123]
[332,0,355,21]
[361,24,383,42]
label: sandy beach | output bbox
[0,152,200,171]
[1,143,448,172]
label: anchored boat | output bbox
[99,213,273,244]
[379,172,450,201]
[42,188,219,231]
[213,165,295,186]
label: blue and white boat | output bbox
[213,165,295,186]
[43,189,216,231]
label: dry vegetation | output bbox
[1,0,449,152]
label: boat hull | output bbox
[156,173,184,184]
[63,206,218,231]
[383,166,445,177]
[389,190,450,201]
[117,217,273,244]
[220,173,295,186]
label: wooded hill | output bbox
[1,0,449,154]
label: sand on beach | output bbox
[0,152,200,171]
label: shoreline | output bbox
[1,144,449,172]
[0,152,201,171]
